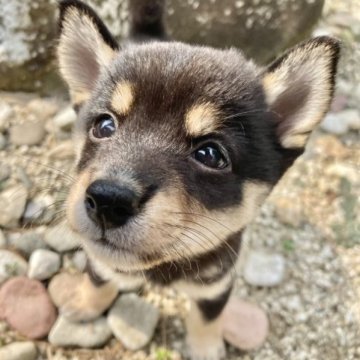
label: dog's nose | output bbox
[85,180,138,228]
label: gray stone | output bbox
[9,121,46,146]
[165,0,325,64]
[0,341,37,360]
[0,250,28,285]
[0,101,14,131]
[44,222,81,252]
[243,251,285,287]
[321,110,360,135]
[48,316,112,348]
[53,106,77,132]
[0,185,28,228]
[0,0,58,93]
[23,194,54,224]
[28,249,61,280]
[0,164,11,182]
[0,0,324,92]
[7,231,48,257]
[71,250,87,272]
[0,133,6,150]
[108,293,160,350]
[0,230,6,248]
[338,109,360,131]
[321,113,350,135]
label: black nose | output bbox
[85,180,138,228]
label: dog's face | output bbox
[58,2,339,272]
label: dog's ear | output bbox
[263,36,340,150]
[58,0,118,105]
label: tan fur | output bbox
[263,42,336,148]
[185,103,221,137]
[111,82,135,115]
[59,273,118,321]
[58,7,115,103]
[185,299,226,360]
[69,179,269,273]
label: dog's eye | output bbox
[194,144,228,169]
[92,115,116,139]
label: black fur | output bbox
[197,287,232,322]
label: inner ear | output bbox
[262,36,340,150]
[58,0,118,105]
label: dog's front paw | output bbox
[186,337,226,360]
[51,273,118,322]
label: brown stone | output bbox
[223,298,269,350]
[0,276,57,339]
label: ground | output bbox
[0,0,360,359]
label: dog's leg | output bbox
[176,277,233,360]
[60,260,144,322]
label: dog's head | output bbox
[58,1,339,272]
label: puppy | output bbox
[57,1,340,359]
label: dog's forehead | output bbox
[106,42,261,109]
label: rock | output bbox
[274,197,305,227]
[0,276,57,339]
[330,94,348,113]
[339,109,360,130]
[28,249,61,280]
[23,194,54,224]
[48,316,112,348]
[9,121,46,146]
[7,231,48,257]
[44,222,81,252]
[0,185,28,228]
[0,341,37,360]
[1,0,324,92]
[0,101,14,131]
[72,250,87,271]
[53,106,77,132]
[26,98,59,121]
[165,0,324,63]
[320,109,360,135]
[49,272,118,322]
[223,298,269,350]
[108,293,160,350]
[243,251,285,287]
[0,164,11,182]
[63,250,87,272]
[0,230,6,247]
[0,133,6,150]
[0,0,58,93]
[321,113,348,135]
[0,250,28,284]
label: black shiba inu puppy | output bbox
[57,0,340,359]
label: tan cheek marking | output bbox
[210,181,271,231]
[66,169,92,231]
[111,82,134,115]
[185,103,221,137]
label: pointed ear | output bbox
[57,0,118,105]
[262,36,340,149]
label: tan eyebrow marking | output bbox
[185,103,221,137]
[111,81,134,115]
